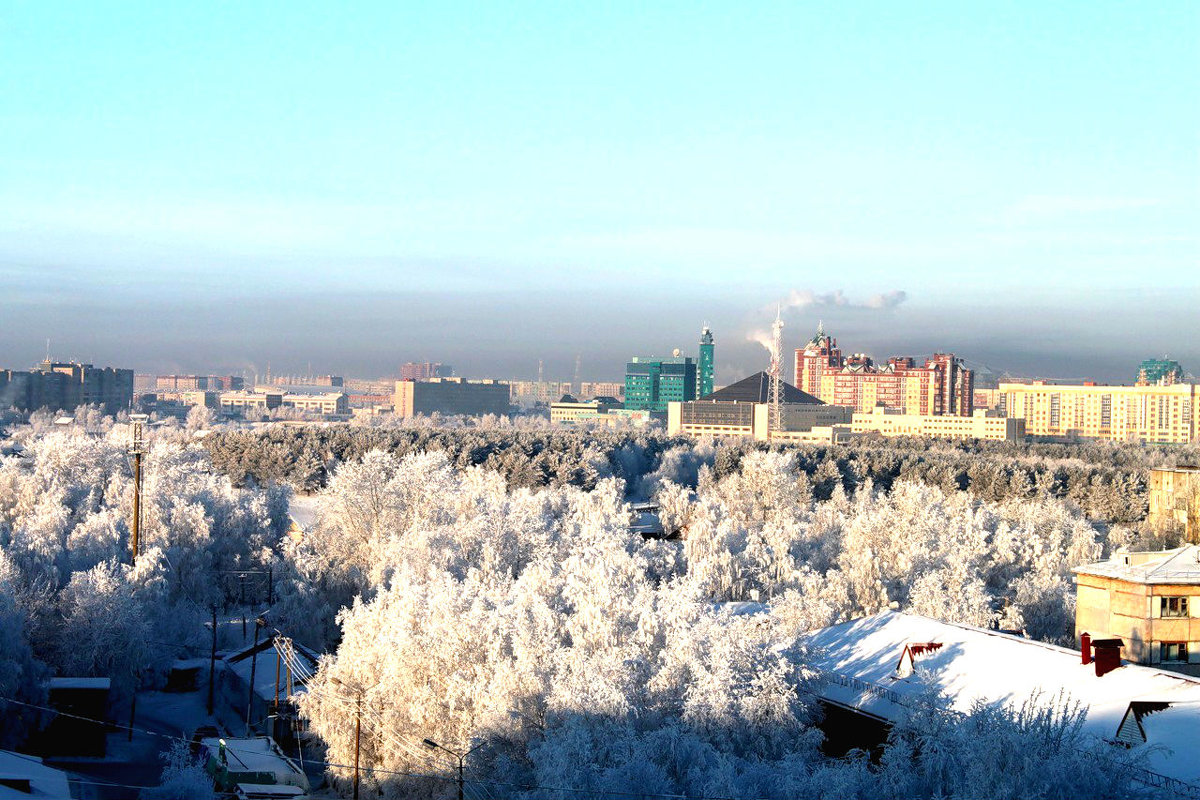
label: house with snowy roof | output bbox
[801,611,1200,793]
[0,751,73,800]
[1074,545,1200,675]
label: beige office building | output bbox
[999,381,1199,444]
[219,391,284,413]
[851,407,1025,442]
[283,393,349,416]
[1074,546,1200,675]
[393,378,510,418]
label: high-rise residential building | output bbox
[399,362,452,381]
[155,374,244,392]
[0,361,133,412]
[697,327,715,399]
[794,325,973,416]
[393,377,510,417]
[1137,358,1186,386]
[998,381,1199,444]
[625,354,697,412]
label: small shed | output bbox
[42,678,110,758]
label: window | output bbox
[1161,597,1190,618]
[1161,642,1188,663]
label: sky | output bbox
[1,1,1196,383]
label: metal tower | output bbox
[769,307,784,435]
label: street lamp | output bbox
[330,677,367,800]
[422,738,484,800]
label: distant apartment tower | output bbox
[697,327,715,399]
[579,381,625,400]
[1137,358,1186,387]
[399,362,452,381]
[794,325,973,416]
[998,381,1199,444]
[625,355,697,413]
[393,378,510,417]
[0,361,133,412]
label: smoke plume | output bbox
[781,288,908,311]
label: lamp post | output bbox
[330,677,366,800]
[422,738,484,800]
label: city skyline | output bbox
[2,2,1197,382]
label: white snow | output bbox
[200,737,309,789]
[287,494,322,532]
[0,750,72,800]
[802,611,1200,785]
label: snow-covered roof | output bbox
[47,677,111,691]
[223,639,321,703]
[0,750,72,800]
[1074,545,1200,585]
[1133,701,1200,784]
[201,737,309,789]
[801,611,1200,786]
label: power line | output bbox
[0,693,791,800]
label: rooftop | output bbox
[698,371,823,405]
[1073,545,1200,585]
[801,611,1200,786]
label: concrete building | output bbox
[282,392,349,416]
[393,377,510,418]
[851,406,1026,442]
[625,355,697,412]
[1149,466,1200,542]
[219,390,284,414]
[794,325,973,416]
[550,395,623,424]
[181,390,220,409]
[156,374,244,391]
[1074,546,1200,675]
[998,381,1199,444]
[580,381,625,399]
[668,371,854,439]
[399,362,451,381]
[0,361,133,412]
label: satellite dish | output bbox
[673,348,681,358]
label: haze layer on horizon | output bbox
[1,2,1196,384]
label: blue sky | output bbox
[1,1,1196,381]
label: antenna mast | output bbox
[573,354,582,396]
[129,413,149,561]
[769,306,784,435]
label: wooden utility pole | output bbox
[207,605,218,714]
[245,619,263,735]
[353,695,362,800]
[129,415,148,561]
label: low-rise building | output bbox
[219,391,284,414]
[1149,467,1200,542]
[1074,546,1200,675]
[550,395,623,424]
[851,406,1025,442]
[667,372,854,439]
[393,377,510,418]
[282,392,349,416]
[181,391,220,409]
[803,610,1200,791]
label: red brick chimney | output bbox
[1091,638,1123,677]
[1081,632,1092,665]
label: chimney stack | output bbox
[1081,632,1092,665]
[1091,638,1124,678]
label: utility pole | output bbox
[129,414,148,561]
[207,605,218,715]
[332,678,366,800]
[245,617,265,735]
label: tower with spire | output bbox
[697,326,715,398]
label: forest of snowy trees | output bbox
[0,410,1192,798]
